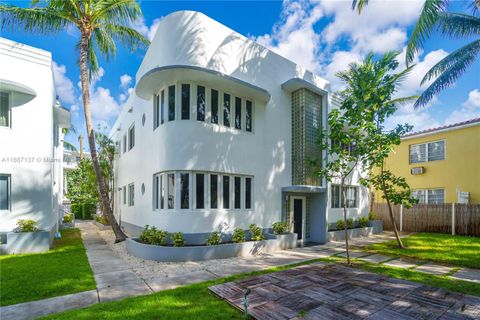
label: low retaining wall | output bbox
[126,233,297,262]
[1,231,51,255]
[327,220,383,241]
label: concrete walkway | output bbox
[2,226,478,320]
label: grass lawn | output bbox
[0,228,96,306]
[41,256,480,320]
[363,232,480,269]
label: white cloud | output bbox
[119,74,132,88]
[52,61,76,104]
[132,17,163,41]
[446,89,480,124]
[323,50,362,90]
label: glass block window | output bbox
[223,93,231,127]
[235,97,241,130]
[211,89,219,124]
[181,84,190,120]
[197,86,205,122]
[292,88,322,186]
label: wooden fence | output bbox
[372,203,480,237]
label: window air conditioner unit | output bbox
[411,167,424,175]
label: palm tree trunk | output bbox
[79,33,127,243]
[341,178,350,264]
[380,161,404,248]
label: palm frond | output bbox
[436,12,480,38]
[0,4,72,34]
[93,26,117,61]
[93,0,143,25]
[104,23,149,51]
[406,0,449,65]
[351,0,369,13]
[63,140,77,152]
[415,39,480,108]
[386,96,419,106]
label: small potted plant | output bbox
[62,213,75,228]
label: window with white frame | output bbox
[211,89,219,124]
[128,124,135,150]
[180,173,189,209]
[412,188,444,204]
[153,93,160,129]
[153,175,159,209]
[331,184,358,208]
[246,100,253,132]
[195,173,205,209]
[210,174,218,209]
[223,93,231,127]
[168,173,175,209]
[234,176,241,209]
[123,134,127,153]
[197,86,205,122]
[245,177,252,209]
[0,92,10,127]
[181,84,190,120]
[128,183,134,206]
[234,97,241,130]
[0,174,11,210]
[123,186,126,205]
[223,175,230,209]
[410,140,445,163]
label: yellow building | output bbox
[377,118,480,204]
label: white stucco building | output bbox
[110,11,368,244]
[0,38,70,246]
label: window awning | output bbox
[281,78,328,96]
[0,79,37,107]
[136,65,271,103]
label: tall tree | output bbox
[1,0,149,242]
[334,52,419,248]
[352,0,480,108]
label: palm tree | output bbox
[1,0,149,242]
[352,0,480,108]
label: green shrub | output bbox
[368,211,378,221]
[95,215,109,225]
[272,221,289,235]
[249,224,264,241]
[71,203,96,220]
[172,232,185,247]
[63,213,74,223]
[231,228,245,243]
[359,216,369,228]
[347,218,354,229]
[206,232,221,246]
[15,219,39,232]
[335,219,345,230]
[139,225,168,246]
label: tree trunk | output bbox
[79,33,127,242]
[341,178,350,264]
[380,162,404,248]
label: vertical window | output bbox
[235,97,242,130]
[0,175,10,210]
[180,173,189,209]
[331,185,357,208]
[245,177,252,209]
[211,89,219,124]
[123,134,127,153]
[153,94,160,129]
[128,183,134,206]
[197,86,205,122]
[154,175,159,209]
[223,93,231,127]
[181,84,190,120]
[196,173,204,209]
[223,176,230,209]
[246,100,252,132]
[168,173,175,209]
[234,176,241,209]
[331,185,340,208]
[160,174,164,209]
[0,92,10,127]
[128,124,135,150]
[210,174,218,209]
[168,85,175,121]
[160,89,165,124]
[345,186,358,208]
[123,186,126,205]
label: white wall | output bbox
[0,38,62,233]
[110,11,368,235]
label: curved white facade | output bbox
[110,11,368,243]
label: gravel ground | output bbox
[97,228,274,279]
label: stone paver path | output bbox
[210,263,480,320]
[414,263,455,275]
[357,253,394,264]
[383,258,421,269]
[451,268,480,284]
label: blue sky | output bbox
[3,0,479,149]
